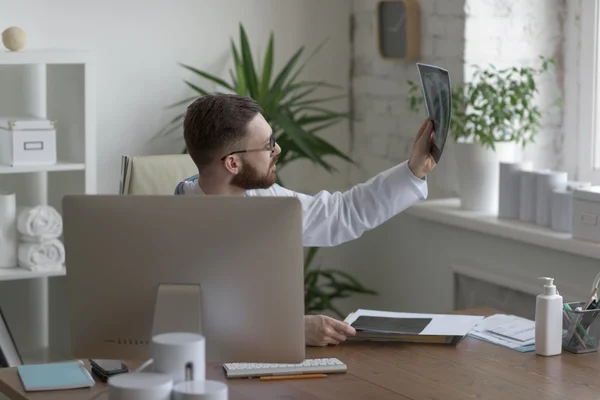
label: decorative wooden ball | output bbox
[2,27,27,51]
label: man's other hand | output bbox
[304,315,356,346]
[408,118,436,179]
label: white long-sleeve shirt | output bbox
[175,160,428,247]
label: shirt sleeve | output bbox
[271,160,428,247]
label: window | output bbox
[576,0,600,183]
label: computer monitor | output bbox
[61,195,306,364]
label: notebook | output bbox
[344,309,485,344]
[18,360,95,391]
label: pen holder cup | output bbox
[562,301,600,354]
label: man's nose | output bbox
[273,143,282,156]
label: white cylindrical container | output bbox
[535,277,563,357]
[173,380,229,400]
[535,170,568,227]
[454,141,517,214]
[0,192,17,268]
[151,332,206,384]
[108,372,173,400]
[551,189,573,233]
[519,169,544,222]
[551,181,592,233]
[499,161,533,219]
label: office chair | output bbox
[119,154,197,195]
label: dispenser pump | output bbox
[538,277,556,295]
[535,276,562,356]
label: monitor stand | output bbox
[151,283,203,336]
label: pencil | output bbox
[259,374,327,381]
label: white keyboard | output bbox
[222,357,347,378]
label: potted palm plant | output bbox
[158,23,377,318]
[159,25,351,174]
[406,56,557,213]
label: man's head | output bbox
[183,94,281,190]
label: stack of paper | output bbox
[344,309,485,344]
[467,314,536,352]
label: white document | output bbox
[344,309,485,336]
[468,314,535,350]
[485,315,535,342]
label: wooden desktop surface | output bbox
[1,308,600,400]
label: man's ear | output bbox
[223,155,241,175]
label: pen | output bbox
[563,307,586,349]
[259,374,327,381]
[584,288,598,310]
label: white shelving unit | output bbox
[0,49,96,363]
[0,267,67,282]
[0,161,85,175]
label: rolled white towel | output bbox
[18,239,65,272]
[17,206,63,240]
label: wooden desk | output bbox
[2,308,600,399]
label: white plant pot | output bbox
[453,141,517,214]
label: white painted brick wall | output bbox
[353,76,406,97]
[350,0,465,198]
[436,0,466,17]
[350,0,567,198]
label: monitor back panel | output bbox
[62,195,306,363]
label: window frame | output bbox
[576,0,600,183]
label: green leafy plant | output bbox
[158,23,353,174]
[304,247,377,319]
[406,55,557,150]
[160,23,377,317]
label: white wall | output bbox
[349,0,567,199]
[328,212,599,316]
[350,0,465,200]
[315,0,583,318]
[0,0,352,360]
[0,0,352,195]
[304,0,469,320]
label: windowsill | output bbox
[406,198,600,261]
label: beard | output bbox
[231,157,277,190]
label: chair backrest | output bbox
[120,154,197,195]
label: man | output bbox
[175,93,436,347]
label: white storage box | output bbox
[572,186,600,243]
[0,117,56,167]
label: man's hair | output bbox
[183,93,262,171]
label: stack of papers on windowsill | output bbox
[343,309,485,344]
[467,314,536,352]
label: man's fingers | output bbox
[418,118,429,134]
[326,336,344,346]
[326,328,349,343]
[418,120,434,147]
[338,323,356,336]
[330,320,356,337]
[414,118,429,144]
[424,120,434,139]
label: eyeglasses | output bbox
[220,135,277,160]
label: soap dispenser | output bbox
[535,277,563,356]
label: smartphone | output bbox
[91,365,110,382]
[89,359,129,376]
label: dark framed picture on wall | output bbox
[377,0,420,60]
